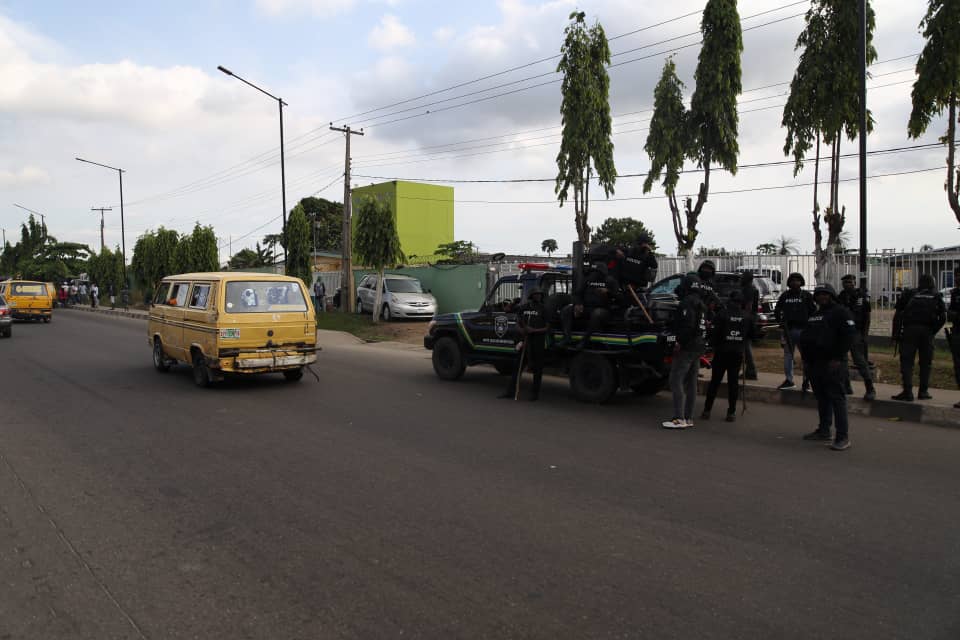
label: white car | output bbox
[356,274,437,320]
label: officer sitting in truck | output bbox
[559,261,620,350]
[614,234,658,292]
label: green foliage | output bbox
[297,196,342,251]
[755,243,778,255]
[688,0,743,174]
[436,240,477,264]
[908,0,960,222]
[353,196,404,323]
[590,218,658,251]
[228,243,273,269]
[131,227,181,292]
[285,204,313,285]
[0,215,92,282]
[644,59,687,196]
[87,246,125,291]
[541,238,559,256]
[555,11,617,243]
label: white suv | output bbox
[356,274,437,320]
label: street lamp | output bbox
[75,158,126,284]
[13,203,46,238]
[217,65,288,241]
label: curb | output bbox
[60,305,147,321]
[696,379,960,430]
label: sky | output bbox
[0,0,955,261]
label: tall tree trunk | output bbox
[812,135,824,283]
[372,266,384,323]
[948,93,959,223]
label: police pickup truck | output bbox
[423,260,679,403]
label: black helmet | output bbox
[787,272,805,287]
[635,233,651,246]
[697,260,716,279]
[813,283,838,299]
[841,274,856,282]
[919,273,936,290]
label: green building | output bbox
[351,181,454,262]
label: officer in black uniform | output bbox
[499,288,548,401]
[702,289,758,422]
[838,274,876,401]
[614,234,658,291]
[775,272,816,390]
[560,262,620,349]
[892,273,946,401]
[739,271,760,380]
[798,283,856,451]
[694,259,721,309]
[947,266,960,409]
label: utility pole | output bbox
[330,124,364,312]
[858,0,868,296]
[91,207,112,252]
[13,203,45,239]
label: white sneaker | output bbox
[662,418,687,429]
[684,419,694,428]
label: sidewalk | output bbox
[62,305,960,428]
[60,304,147,320]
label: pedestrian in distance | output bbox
[739,271,760,380]
[90,282,99,308]
[79,282,88,305]
[838,274,876,400]
[947,267,960,409]
[702,289,759,423]
[663,273,707,430]
[775,272,816,390]
[69,282,78,305]
[891,274,946,401]
[313,278,326,314]
[108,283,116,309]
[798,283,856,451]
[498,288,548,401]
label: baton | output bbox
[514,338,528,401]
[626,284,654,324]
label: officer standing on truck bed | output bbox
[560,262,619,350]
[947,266,960,409]
[614,234,658,291]
[499,288,548,401]
[798,283,856,451]
[838,274,876,401]
[892,273,945,401]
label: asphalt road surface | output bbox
[2,311,959,640]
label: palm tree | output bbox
[772,235,800,256]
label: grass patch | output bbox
[314,311,398,342]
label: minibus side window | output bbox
[153,283,171,305]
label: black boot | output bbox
[892,388,914,401]
[917,389,933,400]
[863,382,876,401]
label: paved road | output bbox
[2,312,959,640]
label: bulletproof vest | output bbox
[779,290,812,326]
[722,311,746,346]
[689,279,716,301]
[619,251,655,286]
[582,273,613,307]
[902,290,939,328]
[520,302,547,330]
[839,288,868,327]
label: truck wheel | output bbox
[569,352,617,403]
[432,336,466,380]
[43,316,51,323]
[192,351,212,388]
[283,368,304,382]
[493,361,514,376]
[153,338,170,372]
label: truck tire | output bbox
[432,336,466,381]
[192,351,212,388]
[569,352,618,403]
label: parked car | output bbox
[649,271,776,330]
[0,295,12,338]
[356,274,437,320]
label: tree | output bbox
[555,11,617,243]
[228,243,273,270]
[87,246,124,292]
[131,227,180,296]
[920,243,935,252]
[783,0,876,281]
[644,0,742,262]
[285,204,313,285]
[908,0,960,224]
[773,235,800,255]
[189,223,219,273]
[353,196,404,323]
[263,233,282,263]
[297,196,343,252]
[0,215,92,282]
[436,241,477,264]
[590,217,658,251]
[755,243,778,255]
[541,238,559,256]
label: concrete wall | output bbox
[353,264,487,314]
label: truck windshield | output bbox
[225,281,308,313]
[386,278,422,293]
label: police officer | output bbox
[947,266,960,409]
[892,273,946,401]
[798,283,856,451]
[838,274,876,401]
[614,233,658,291]
[774,272,816,390]
[739,271,760,380]
[694,259,721,309]
[499,288,548,401]
[702,289,758,422]
[560,262,620,349]
[663,273,707,429]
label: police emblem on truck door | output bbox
[494,314,509,338]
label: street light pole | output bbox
[217,65,288,246]
[13,203,45,239]
[75,158,127,285]
[91,207,112,252]
[858,0,868,295]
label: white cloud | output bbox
[254,0,356,17]
[433,26,455,43]
[0,166,50,188]
[368,14,416,51]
